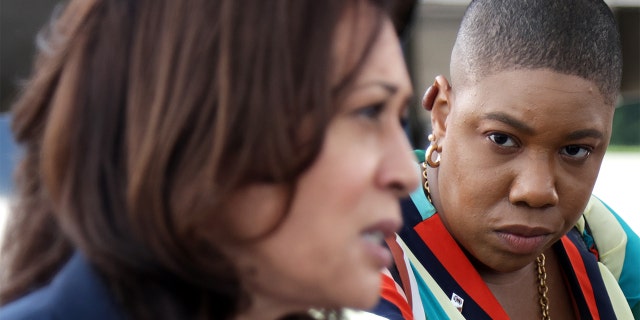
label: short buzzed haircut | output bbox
[451,0,622,105]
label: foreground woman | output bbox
[0,0,419,319]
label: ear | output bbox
[422,75,452,141]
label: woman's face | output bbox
[223,18,418,315]
[431,69,614,274]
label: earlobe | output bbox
[426,75,452,138]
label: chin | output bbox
[336,276,382,310]
[498,255,539,272]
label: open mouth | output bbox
[362,230,385,246]
[361,220,399,269]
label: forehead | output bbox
[455,69,607,111]
[452,69,613,131]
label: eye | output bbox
[399,106,410,128]
[560,145,591,160]
[488,133,518,147]
[356,103,385,120]
[399,116,409,128]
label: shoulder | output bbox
[580,195,640,315]
[0,253,125,320]
[580,195,639,277]
[0,286,56,320]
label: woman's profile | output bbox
[0,0,419,319]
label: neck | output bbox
[235,290,309,320]
[235,302,289,320]
[477,260,536,286]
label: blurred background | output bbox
[1,0,639,245]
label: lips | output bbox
[361,219,400,269]
[495,225,552,255]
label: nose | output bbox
[509,155,559,208]
[378,127,420,198]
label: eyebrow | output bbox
[483,111,604,140]
[355,81,399,95]
[566,129,604,140]
[354,81,414,105]
[483,112,535,135]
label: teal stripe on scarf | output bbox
[410,262,451,319]
[410,150,436,220]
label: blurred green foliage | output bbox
[611,102,640,146]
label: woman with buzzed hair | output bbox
[374,0,639,319]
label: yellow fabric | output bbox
[582,196,627,280]
[598,262,635,319]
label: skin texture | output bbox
[426,68,614,276]
[224,18,419,320]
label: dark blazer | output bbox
[0,253,125,320]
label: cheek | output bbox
[220,184,289,241]
[439,139,495,204]
[558,181,594,227]
[437,137,512,237]
[259,163,389,307]
[235,203,379,310]
[237,166,377,304]
[557,160,604,225]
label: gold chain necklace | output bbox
[421,162,433,203]
[421,162,551,319]
[536,254,550,319]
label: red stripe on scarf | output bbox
[415,215,509,320]
[561,236,601,319]
[381,273,414,320]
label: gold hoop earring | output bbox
[425,134,440,168]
